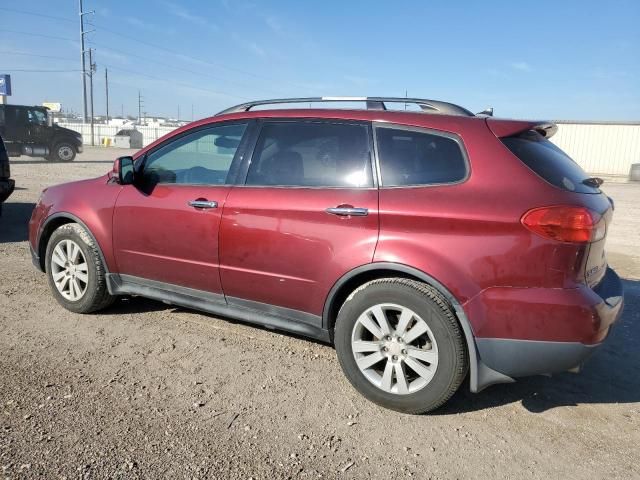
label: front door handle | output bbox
[326,206,369,217]
[188,200,218,209]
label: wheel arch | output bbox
[38,213,109,274]
[322,262,512,392]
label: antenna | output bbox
[476,107,494,116]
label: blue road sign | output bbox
[0,75,12,96]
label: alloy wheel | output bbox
[351,303,439,395]
[50,239,89,301]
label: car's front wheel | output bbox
[334,278,468,414]
[49,142,76,162]
[45,223,114,313]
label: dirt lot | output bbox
[1,147,639,479]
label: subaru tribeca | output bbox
[29,97,624,413]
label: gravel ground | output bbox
[1,148,639,480]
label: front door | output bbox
[219,120,379,318]
[24,107,48,145]
[112,121,249,294]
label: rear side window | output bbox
[501,130,599,193]
[375,127,467,186]
[246,121,373,187]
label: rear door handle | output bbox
[326,207,369,217]
[188,200,218,209]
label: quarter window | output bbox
[246,121,373,187]
[376,127,467,186]
[142,123,247,185]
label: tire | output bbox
[51,142,76,162]
[334,278,468,414]
[45,223,115,313]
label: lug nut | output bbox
[382,346,388,352]
[401,349,407,355]
[392,355,398,361]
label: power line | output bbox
[1,29,76,42]
[104,64,249,100]
[0,51,76,62]
[0,6,75,23]
[90,42,287,96]
[2,29,283,97]
[1,7,302,91]
[93,23,295,87]
[2,69,82,73]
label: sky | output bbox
[1,0,639,121]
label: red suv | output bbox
[29,97,624,413]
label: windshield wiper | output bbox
[582,177,604,188]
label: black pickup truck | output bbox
[0,135,15,215]
[0,105,83,162]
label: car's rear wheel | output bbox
[45,223,114,313]
[334,278,468,414]
[50,142,76,162]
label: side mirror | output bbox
[114,156,135,185]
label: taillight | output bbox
[521,206,606,243]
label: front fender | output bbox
[33,175,121,272]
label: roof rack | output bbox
[216,96,475,117]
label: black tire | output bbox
[50,142,76,162]
[45,223,115,313]
[334,278,468,414]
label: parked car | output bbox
[0,134,15,215]
[28,97,624,413]
[0,104,83,161]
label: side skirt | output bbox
[106,273,330,343]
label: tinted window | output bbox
[143,123,247,185]
[502,130,598,193]
[27,109,47,126]
[376,127,467,186]
[246,122,372,187]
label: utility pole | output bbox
[137,91,144,125]
[88,48,96,146]
[79,0,87,122]
[105,68,109,123]
[191,104,194,121]
[78,0,94,123]
[177,105,180,122]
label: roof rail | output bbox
[216,96,475,117]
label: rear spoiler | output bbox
[486,119,558,139]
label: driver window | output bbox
[27,109,47,126]
[142,122,247,185]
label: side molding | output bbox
[322,262,513,392]
[107,274,330,343]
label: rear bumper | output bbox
[474,267,624,378]
[0,178,15,203]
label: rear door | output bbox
[219,119,379,318]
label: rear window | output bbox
[376,127,467,187]
[501,130,599,193]
[246,121,373,188]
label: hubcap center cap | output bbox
[385,338,404,357]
